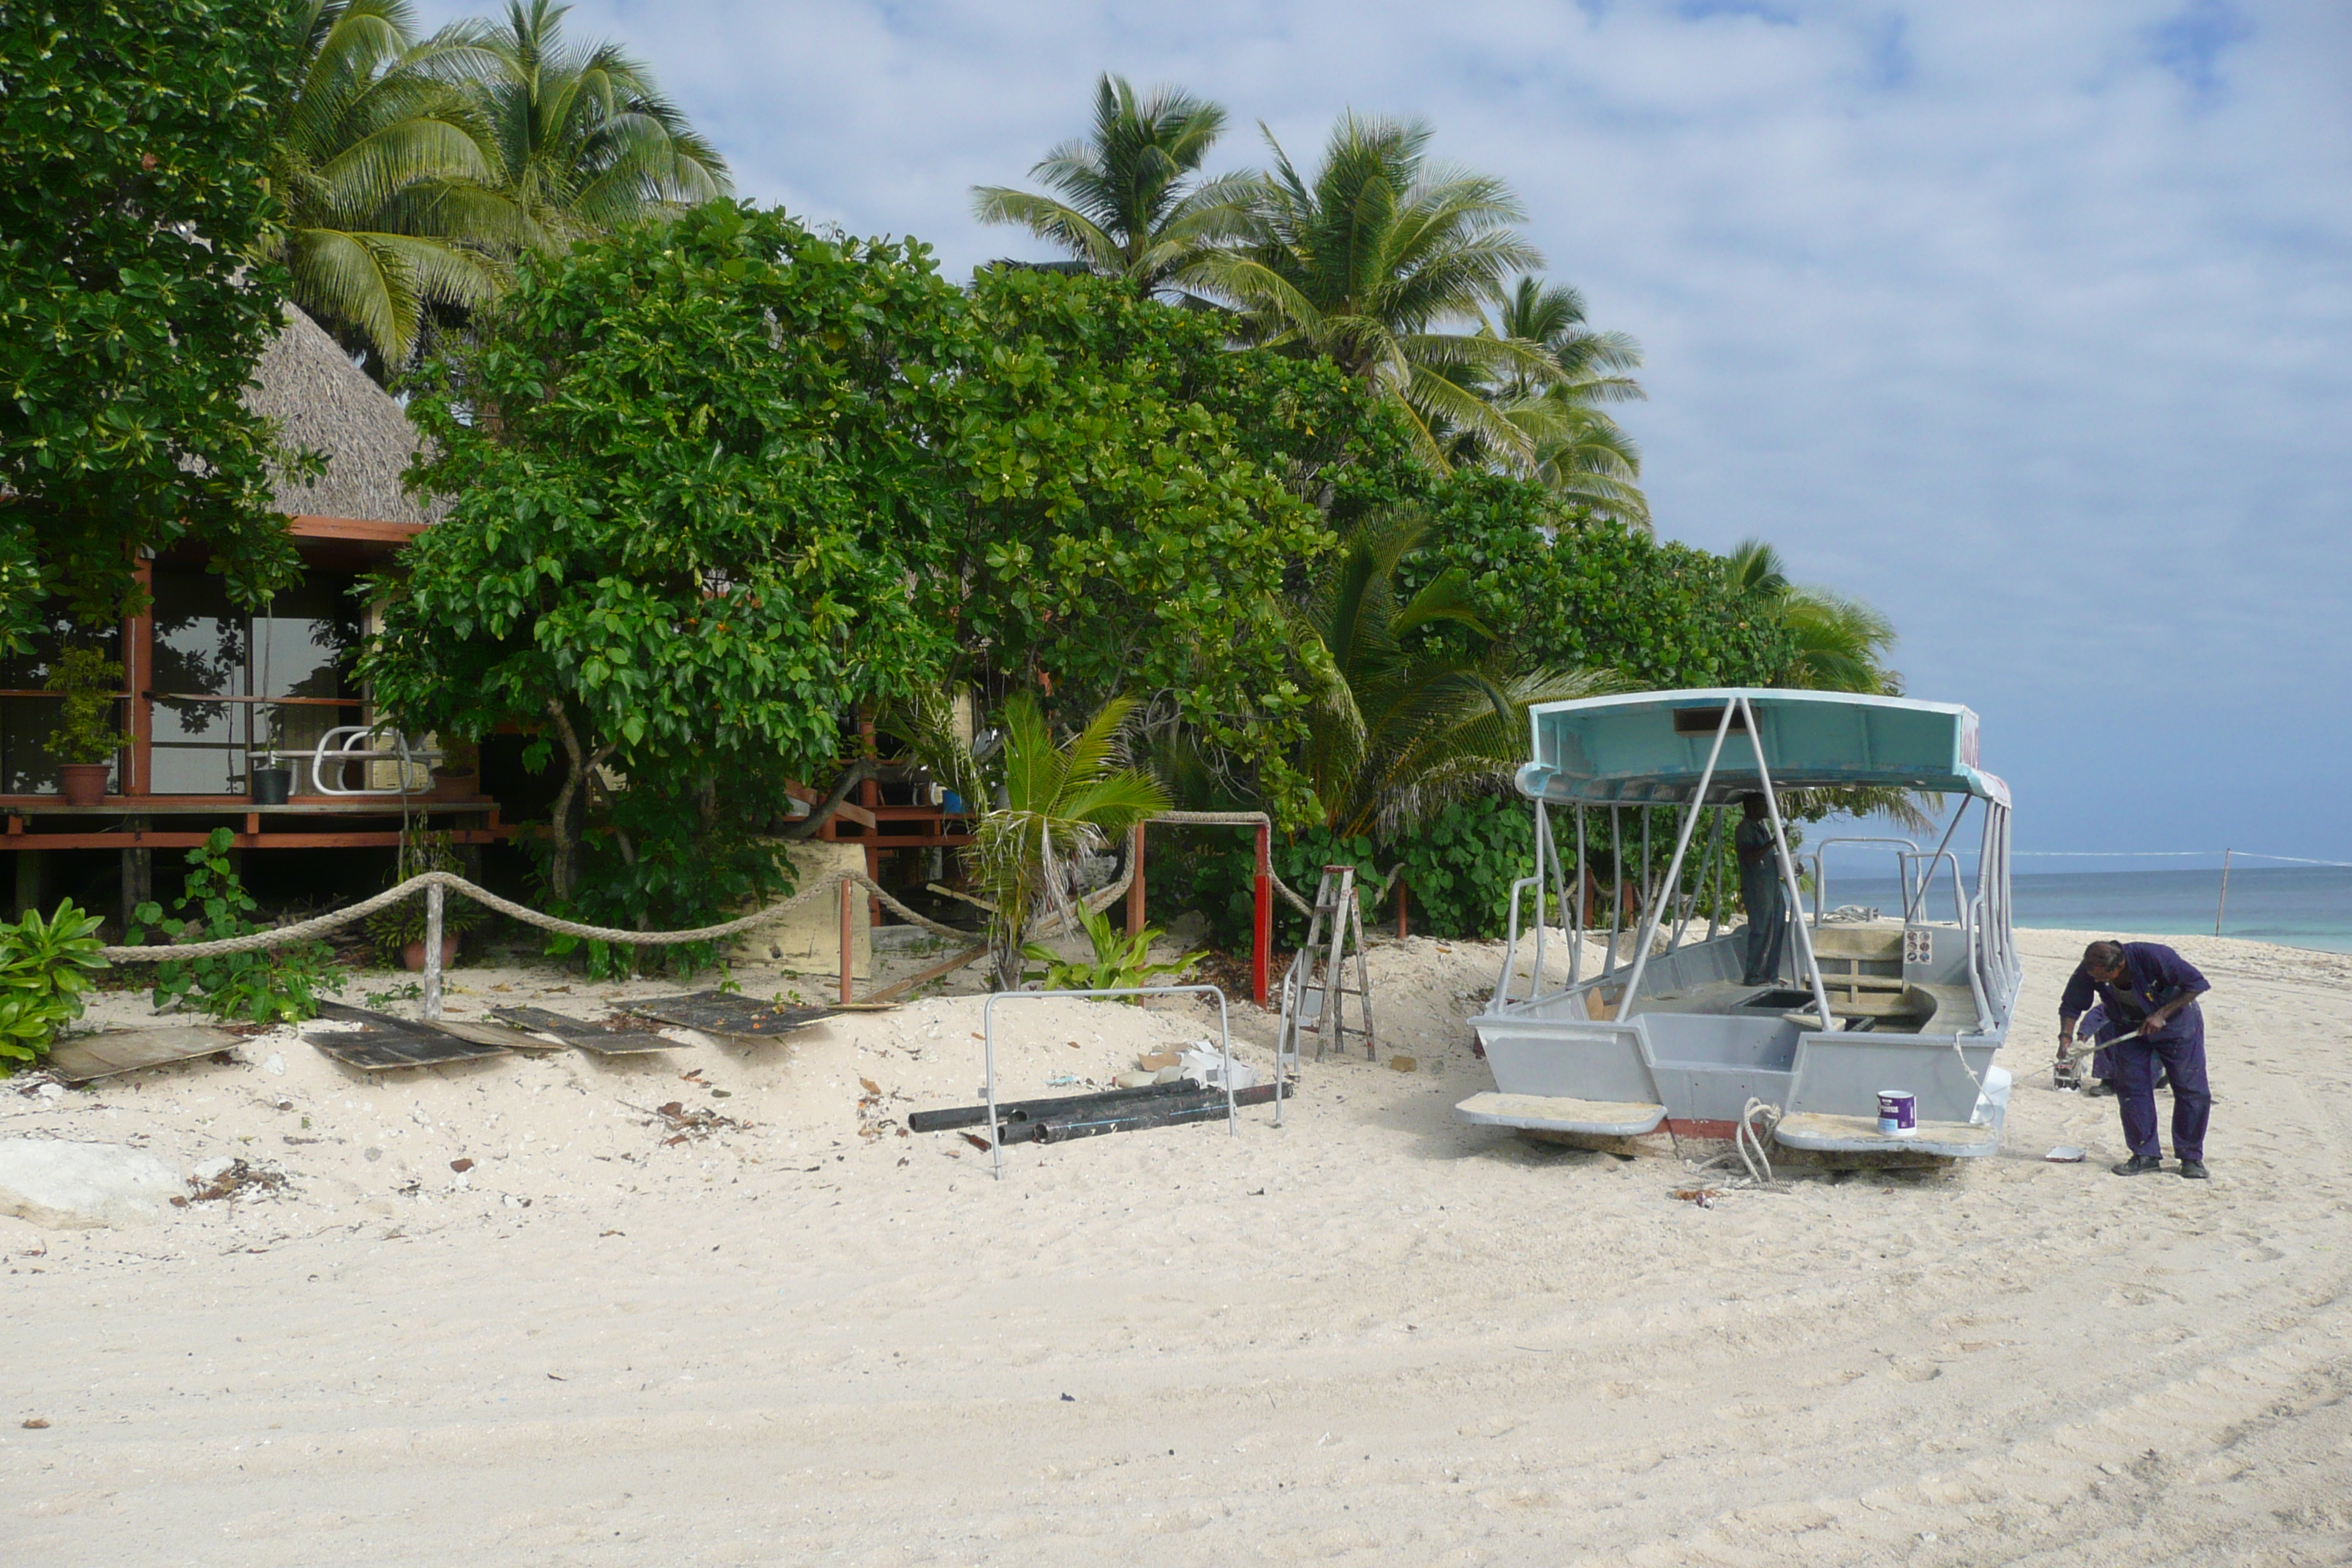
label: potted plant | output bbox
[431,735,480,800]
[44,647,123,807]
[363,829,485,970]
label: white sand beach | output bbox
[6,927,2350,1565]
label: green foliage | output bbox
[363,200,963,921]
[965,692,1169,990]
[1296,506,1624,837]
[0,900,110,1069]
[0,0,309,645]
[953,267,1401,823]
[363,829,486,963]
[262,0,508,374]
[1022,903,1199,998]
[1186,113,1560,470]
[130,829,342,1024]
[970,72,1254,297]
[42,647,125,766]
[1407,471,1794,687]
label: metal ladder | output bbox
[1277,864,1376,1064]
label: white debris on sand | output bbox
[4,927,2348,1564]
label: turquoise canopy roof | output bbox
[1514,689,2008,807]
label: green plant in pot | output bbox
[431,735,480,800]
[45,647,123,806]
[365,829,485,970]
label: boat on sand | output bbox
[1460,688,2019,1164]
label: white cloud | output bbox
[411,0,2352,856]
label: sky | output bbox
[414,0,2352,863]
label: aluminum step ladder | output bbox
[1277,864,1376,1064]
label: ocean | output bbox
[1815,864,2352,956]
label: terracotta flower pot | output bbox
[431,769,480,801]
[402,936,460,973]
[58,763,110,807]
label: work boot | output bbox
[2179,1158,2210,1180]
[2086,1079,2116,1098]
[2111,1154,2166,1176]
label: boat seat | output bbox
[1774,1111,1999,1159]
[1455,1092,1666,1137]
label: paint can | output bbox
[1876,1090,1917,1135]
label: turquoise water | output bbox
[1820,865,2352,955]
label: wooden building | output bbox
[4,306,970,928]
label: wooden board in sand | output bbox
[42,1025,241,1086]
[308,1003,508,1072]
[623,990,840,1037]
[486,1005,687,1056]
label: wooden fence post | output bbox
[839,876,855,1003]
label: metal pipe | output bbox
[1530,797,1549,988]
[1616,704,1738,1019]
[981,984,1238,1179]
[1251,823,1271,1009]
[1910,801,1971,922]
[1603,805,1623,980]
[1573,805,1587,987]
[1741,696,1836,1033]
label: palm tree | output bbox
[1725,538,1903,695]
[259,0,511,374]
[1188,114,1560,468]
[970,74,1257,298]
[1470,276,1652,527]
[891,690,1169,990]
[1300,509,1622,837]
[468,0,730,253]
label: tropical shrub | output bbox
[1023,903,1199,997]
[131,829,342,1024]
[0,900,110,1070]
[363,828,487,964]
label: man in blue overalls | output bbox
[2058,940,2212,1178]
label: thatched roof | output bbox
[244,306,446,525]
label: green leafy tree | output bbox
[260,0,510,374]
[471,0,728,252]
[0,0,307,643]
[1189,113,1558,469]
[1408,472,1793,688]
[949,268,1367,823]
[970,73,1255,297]
[362,203,961,932]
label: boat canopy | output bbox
[1514,689,2009,807]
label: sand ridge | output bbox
[4,926,2348,1564]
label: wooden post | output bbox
[1126,822,1147,935]
[2214,848,2233,937]
[1395,875,1409,939]
[1252,822,1271,1009]
[839,875,856,1003]
[421,882,445,1020]
[858,713,881,927]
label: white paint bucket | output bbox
[1877,1090,1918,1135]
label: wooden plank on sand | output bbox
[42,1025,240,1086]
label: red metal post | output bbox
[1126,822,1147,935]
[839,877,855,1003]
[1252,822,1271,1009]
